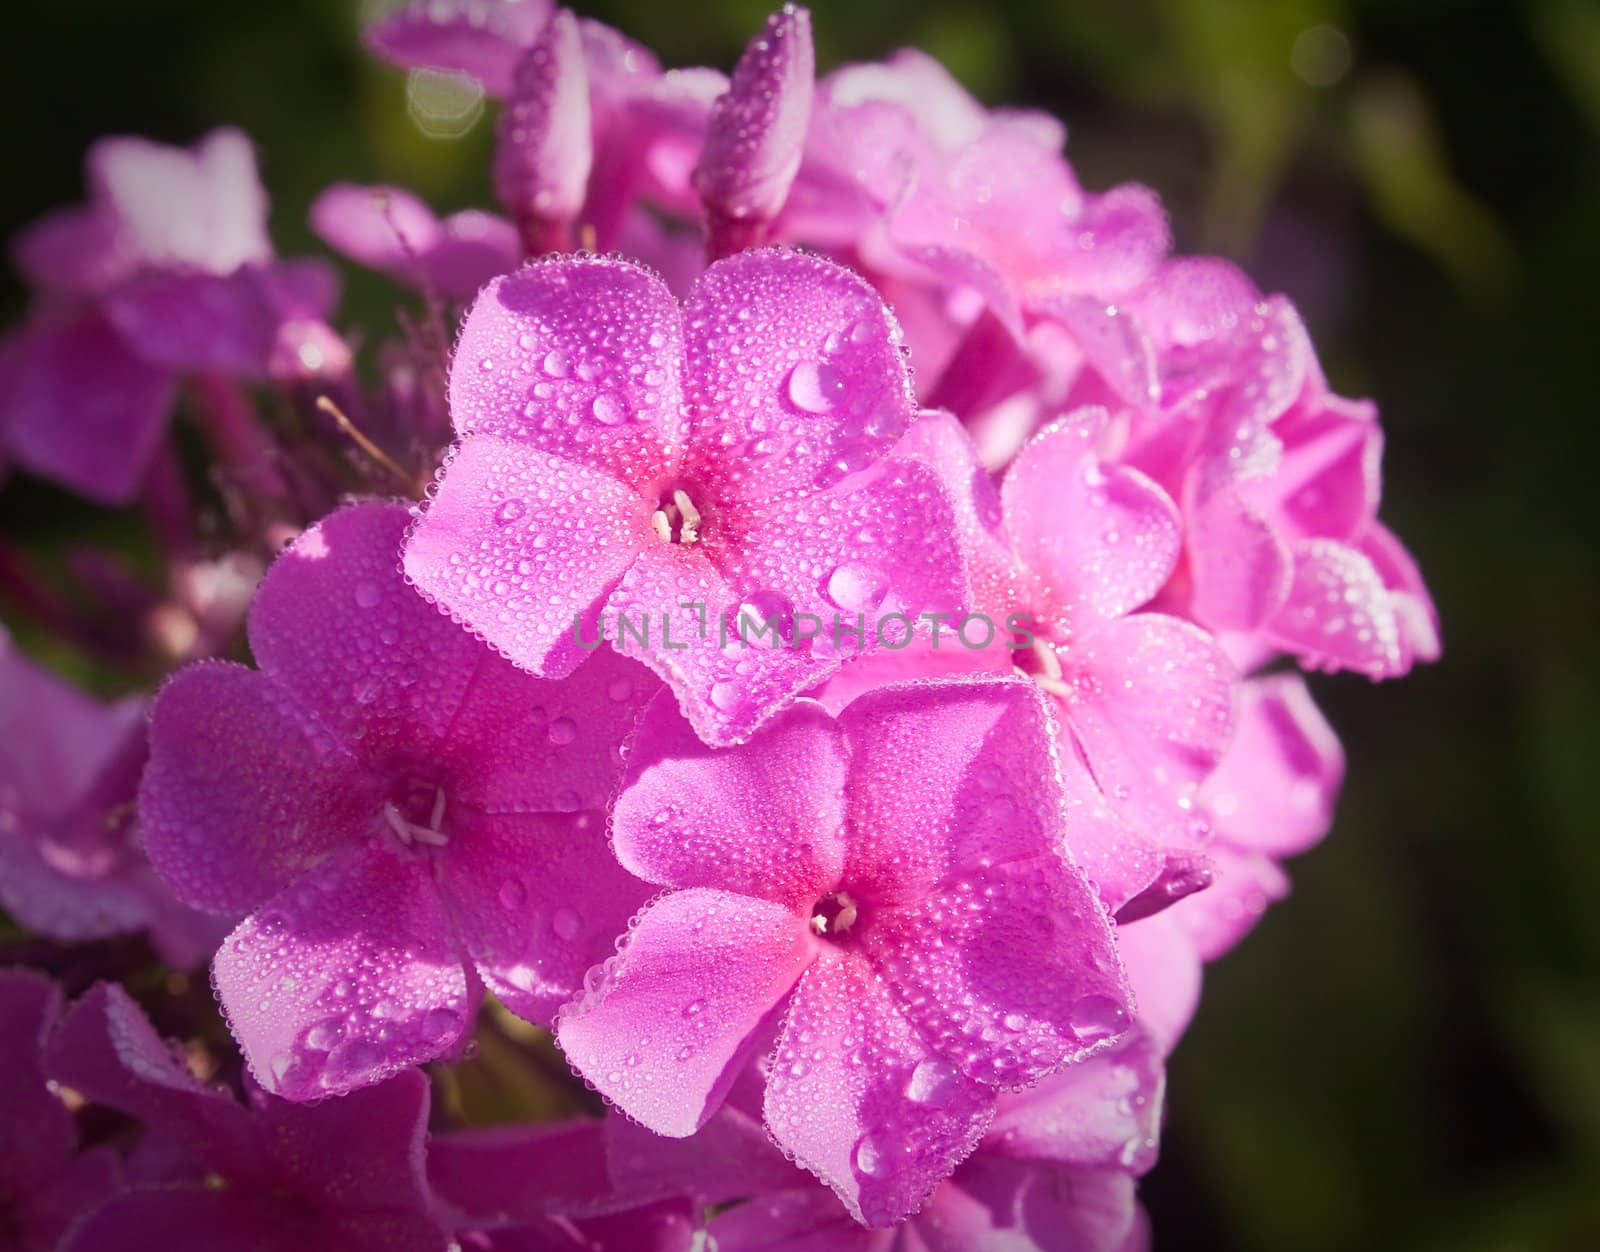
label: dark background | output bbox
[4,1,1597,1247]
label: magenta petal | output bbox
[606,1101,801,1210]
[766,947,994,1227]
[404,437,651,678]
[612,693,848,907]
[493,10,593,252]
[1200,673,1343,857]
[711,1186,889,1252]
[253,1069,434,1215]
[838,678,1083,904]
[1360,521,1441,668]
[437,809,650,1025]
[446,645,658,814]
[213,845,475,1099]
[0,971,73,1193]
[681,249,916,499]
[1059,184,1171,298]
[1267,400,1383,543]
[2,313,175,505]
[364,0,552,96]
[1002,410,1182,629]
[22,1146,119,1252]
[45,983,263,1179]
[248,502,489,766]
[446,255,687,475]
[694,6,814,250]
[58,1187,302,1252]
[141,662,374,915]
[604,541,825,747]
[1056,615,1235,843]
[1266,538,1404,678]
[985,1032,1164,1172]
[1046,298,1157,410]
[428,1120,613,1227]
[0,836,157,946]
[1115,913,1202,1053]
[557,888,813,1137]
[955,1158,1141,1252]
[1186,483,1295,633]
[1168,845,1289,962]
[861,853,1132,1090]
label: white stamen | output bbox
[1029,638,1074,698]
[383,805,414,846]
[409,826,450,847]
[810,914,828,936]
[650,509,672,544]
[673,489,701,544]
[430,787,447,831]
[833,892,858,933]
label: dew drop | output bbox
[552,907,582,940]
[494,498,526,525]
[1069,994,1130,1044]
[607,678,633,703]
[353,581,382,609]
[590,391,629,426]
[498,879,527,909]
[542,350,570,378]
[682,998,706,1018]
[709,681,741,713]
[906,1057,959,1107]
[548,716,578,745]
[854,1133,889,1178]
[787,361,845,414]
[823,563,888,613]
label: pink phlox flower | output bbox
[402,248,964,746]
[139,501,659,1098]
[825,408,1233,923]
[2,128,343,502]
[45,981,449,1252]
[556,677,1131,1226]
[0,626,218,966]
[0,971,121,1252]
[311,183,522,304]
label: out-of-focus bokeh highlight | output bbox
[4,1,1596,1247]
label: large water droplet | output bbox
[353,581,382,609]
[548,716,578,745]
[709,681,742,712]
[854,1133,890,1178]
[1069,994,1130,1044]
[823,563,888,613]
[591,391,629,426]
[499,879,527,910]
[551,907,581,940]
[787,361,845,414]
[494,498,526,525]
[906,1057,960,1107]
[542,350,570,378]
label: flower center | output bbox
[1016,635,1073,699]
[809,891,859,938]
[381,780,450,848]
[651,488,703,545]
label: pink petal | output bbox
[1115,913,1202,1053]
[949,1158,1141,1252]
[1167,845,1290,962]
[86,127,272,275]
[404,437,652,678]
[445,645,658,815]
[606,1101,801,1210]
[1266,538,1404,678]
[1185,483,1295,633]
[45,983,263,1179]
[1055,614,1236,844]
[557,888,813,1137]
[838,678,1089,904]
[1199,672,1343,857]
[1043,298,1157,410]
[253,1069,435,1215]
[1048,184,1170,300]
[436,809,650,1025]
[248,502,488,766]
[603,540,826,747]
[680,248,916,500]
[0,971,73,1193]
[711,1186,890,1252]
[1265,398,1382,543]
[311,183,443,269]
[611,693,848,908]
[9,204,121,298]
[493,10,593,253]
[0,836,158,946]
[1360,521,1441,668]
[694,6,815,254]
[445,254,687,479]
[364,0,552,97]
[141,662,375,915]
[985,1032,1164,1172]
[765,946,994,1227]
[1002,410,1182,631]
[429,1119,612,1226]
[861,852,1132,1089]
[1,313,175,504]
[213,845,476,1099]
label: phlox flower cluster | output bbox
[0,3,1437,1249]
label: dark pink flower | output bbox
[140,501,658,1097]
[46,982,448,1252]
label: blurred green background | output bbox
[4,1,1598,1247]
